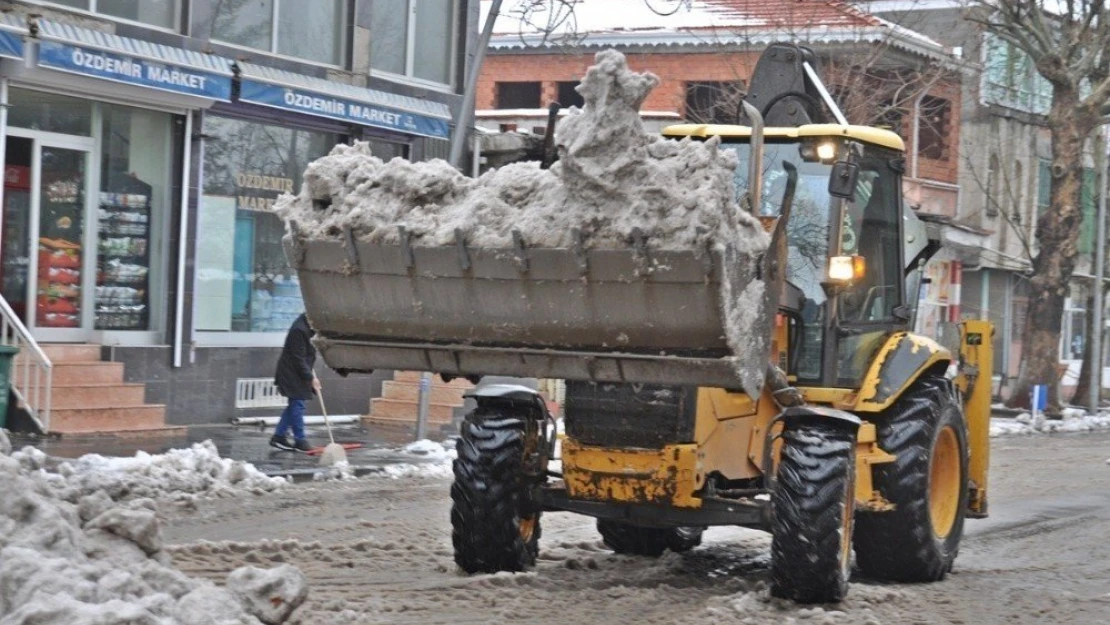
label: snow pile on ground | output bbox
[40,440,287,504]
[990,408,1110,436]
[0,441,306,624]
[313,459,356,482]
[277,50,766,254]
[376,439,456,480]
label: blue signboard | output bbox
[239,79,451,139]
[0,30,22,60]
[38,40,232,101]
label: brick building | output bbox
[478,0,977,345]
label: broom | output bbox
[316,384,348,467]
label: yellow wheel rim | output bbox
[519,515,537,543]
[929,426,961,539]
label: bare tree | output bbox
[966,0,1110,412]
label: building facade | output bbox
[0,0,479,430]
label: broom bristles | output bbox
[318,442,348,467]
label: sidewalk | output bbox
[8,421,455,480]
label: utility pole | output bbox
[449,0,505,169]
[1091,127,1109,411]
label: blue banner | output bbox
[38,40,232,101]
[239,79,451,139]
[0,30,22,60]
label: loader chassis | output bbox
[291,43,994,604]
[449,127,994,603]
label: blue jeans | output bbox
[275,398,307,442]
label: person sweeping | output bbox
[270,313,320,452]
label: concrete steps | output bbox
[52,361,126,385]
[34,343,176,436]
[51,383,148,409]
[365,372,474,426]
[50,405,169,433]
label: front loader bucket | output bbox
[286,230,776,394]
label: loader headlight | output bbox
[816,142,837,161]
[827,255,866,284]
[799,140,839,163]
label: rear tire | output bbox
[597,520,703,556]
[451,409,541,573]
[853,375,969,582]
[770,422,857,604]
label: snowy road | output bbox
[163,432,1110,625]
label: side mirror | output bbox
[828,161,859,200]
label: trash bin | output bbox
[0,344,19,429]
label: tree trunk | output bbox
[1007,93,1090,415]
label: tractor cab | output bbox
[664,123,928,390]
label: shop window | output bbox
[685,81,745,124]
[917,95,950,161]
[197,116,342,333]
[211,0,347,66]
[557,81,585,108]
[370,0,458,86]
[8,88,92,136]
[365,138,409,161]
[32,0,179,29]
[496,82,541,109]
[95,103,173,331]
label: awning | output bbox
[0,14,25,60]
[34,19,233,102]
[237,63,452,139]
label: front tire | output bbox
[597,520,704,556]
[770,422,857,604]
[451,409,541,573]
[853,375,969,582]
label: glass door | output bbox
[16,132,97,341]
[1,137,33,323]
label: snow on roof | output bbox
[484,0,876,37]
[483,0,951,60]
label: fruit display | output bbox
[36,237,82,328]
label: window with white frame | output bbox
[983,33,1052,115]
[370,0,458,87]
[211,0,347,66]
[30,0,179,29]
[1061,285,1088,361]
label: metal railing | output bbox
[0,296,52,431]
[235,378,286,409]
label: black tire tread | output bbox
[853,375,969,582]
[596,520,703,557]
[770,423,856,604]
[451,410,540,573]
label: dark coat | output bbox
[275,314,317,400]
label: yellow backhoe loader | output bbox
[287,43,992,603]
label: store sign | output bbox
[235,172,294,212]
[0,30,22,60]
[239,79,450,139]
[38,40,232,101]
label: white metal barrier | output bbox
[235,378,286,409]
[0,295,52,431]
